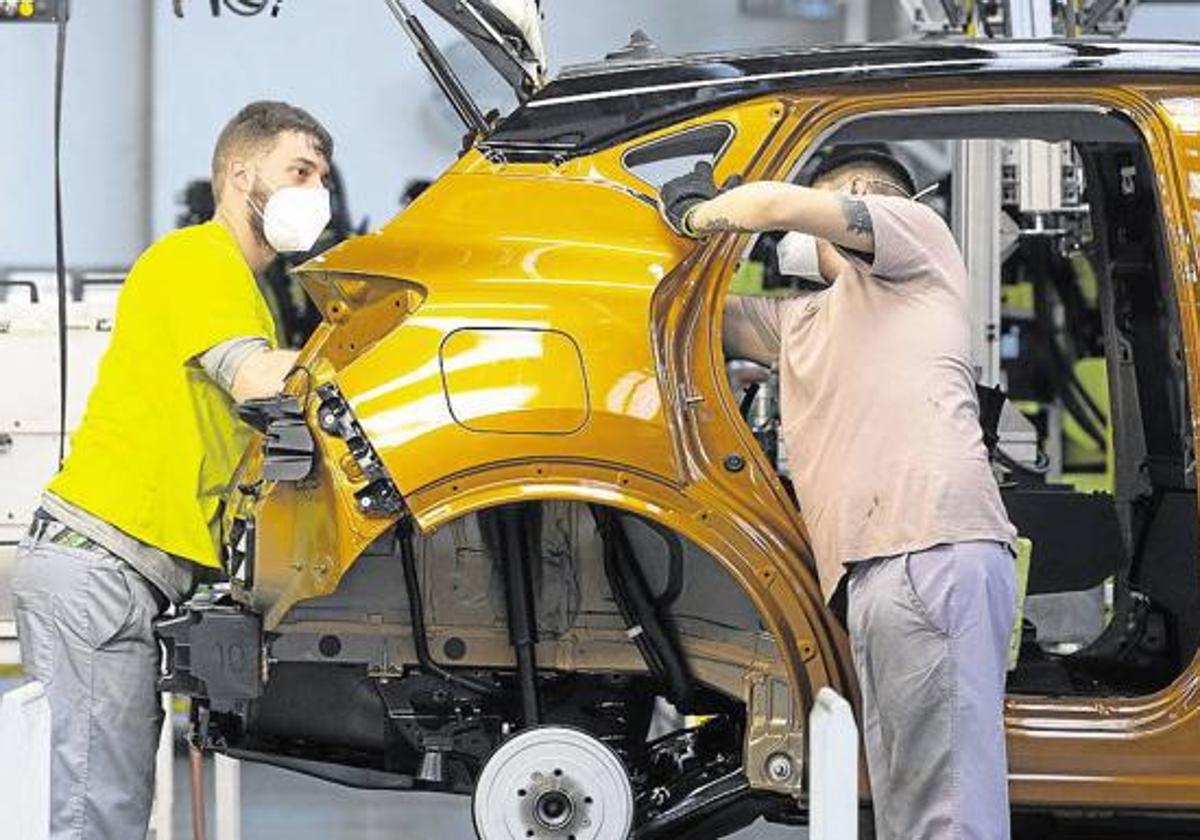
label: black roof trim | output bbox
[481,40,1200,161]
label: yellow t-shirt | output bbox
[49,221,277,570]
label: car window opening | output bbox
[722,107,1197,699]
[621,122,736,190]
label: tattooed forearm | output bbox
[697,215,752,234]
[842,198,873,237]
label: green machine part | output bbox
[1009,537,1033,672]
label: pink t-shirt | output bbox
[730,195,1016,599]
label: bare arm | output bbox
[688,182,876,254]
[229,349,301,403]
[723,295,784,366]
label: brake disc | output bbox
[472,725,634,840]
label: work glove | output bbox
[658,161,742,239]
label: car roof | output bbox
[482,39,1200,161]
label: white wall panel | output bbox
[0,1,153,267]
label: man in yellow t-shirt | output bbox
[11,101,334,840]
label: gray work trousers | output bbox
[848,541,1017,840]
[10,523,166,840]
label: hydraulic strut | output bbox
[479,503,543,727]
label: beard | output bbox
[247,178,273,249]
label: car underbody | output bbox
[162,500,807,837]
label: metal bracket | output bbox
[952,138,1004,385]
[315,383,406,518]
[156,603,263,705]
[236,395,315,482]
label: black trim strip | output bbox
[482,40,1200,162]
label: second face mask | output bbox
[776,231,825,285]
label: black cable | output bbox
[1028,243,1109,451]
[589,505,695,711]
[1046,252,1109,429]
[633,515,686,608]
[980,6,996,38]
[486,505,543,727]
[285,363,315,405]
[53,11,68,466]
[738,382,760,421]
[396,521,495,696]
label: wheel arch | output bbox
[403,460,855,717]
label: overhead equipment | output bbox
[897,0,1142,37]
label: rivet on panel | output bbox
[766,752,793,782]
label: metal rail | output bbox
[898,0,1141,37]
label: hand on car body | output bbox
[658,160,744,237]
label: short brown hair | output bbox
[211,100,333,196]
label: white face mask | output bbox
[250,179,332,254]
[776,231,826,285]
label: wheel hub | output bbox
[532,789,574,829]
[473,726,633,840]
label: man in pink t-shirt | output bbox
[658,149,1018,840]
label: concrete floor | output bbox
[0,701,1195,839]
[166,751,1200,840]
[6,621,1200,839]
[171,751,804,840]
